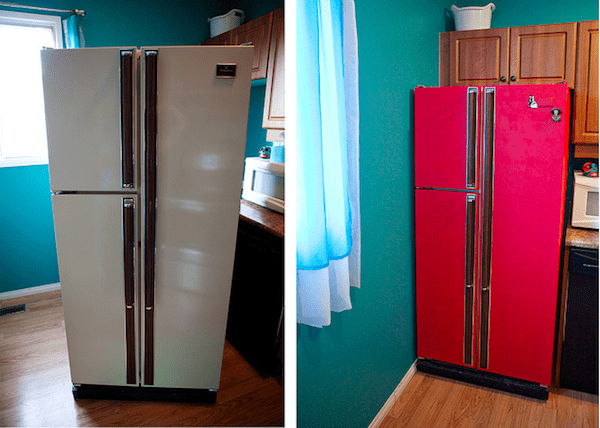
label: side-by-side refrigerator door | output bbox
[140,46,253,390]
[52,194,138,386]
[415,189,480,368]
[481,84,570,385]
[41,47,137,192]
[414,86,480,191]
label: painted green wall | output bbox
[0,0,280,294]
[296,0,446,426]
[296,0,599,427]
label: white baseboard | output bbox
[0,283,61,301]
[368,359,418,428]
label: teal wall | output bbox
[296,0,599,427]
[0,0,280,294]
[296,0,445,426]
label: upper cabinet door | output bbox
[231,12,273,80]
[262,7,284,130]
[42,47,137,192]
[509,23,577,87]
[449,28,510,86]
[573,20,599,145]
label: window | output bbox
[0,11,63,167]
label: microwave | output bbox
[571,171,599,229]
[242,157,284,213]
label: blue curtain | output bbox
[63,14,84,48]
[297,0,360,327]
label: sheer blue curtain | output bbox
[62,14,84,48]
[297,0,360,328]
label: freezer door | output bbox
[414,86,480,191]
[52,194,138,386]
[140,46,253,389]
[415,189,479,368]
[41,47,137,192]
[482,84,569,385]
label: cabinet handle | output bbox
[499,76,506,82]
[510,76,516,82]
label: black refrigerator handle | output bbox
[122,197,136,384]
[144,50,158,386]
[479,87,495,370]
[120,50,134,189]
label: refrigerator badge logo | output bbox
[551,108,562,122]
[216,63,237,78]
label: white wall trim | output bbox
[368,359,418,428]
[0,283,61,301]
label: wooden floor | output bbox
[381,371,598,428]
[0,291,283,427]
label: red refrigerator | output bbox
[414,84,569,399]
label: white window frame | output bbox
[0,10,63,168]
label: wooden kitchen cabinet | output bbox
[573,20,599,151]
[262,7,284,131]
[231,12,273,80]
[202,10,274,80]
[509,23,577,86]
[441,23,577,88]
[447,27,510,86]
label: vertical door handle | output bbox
[122,197,136,384]
[143,50,158,386]
[479,87,496,370]
[466,88,478,189]
[120,50,134,188]
[464,194,476,366]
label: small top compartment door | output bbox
[41,47,137,192]
[414,86,479,191]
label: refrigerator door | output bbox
[416,189,480,368]
[41,47,138,192]
[414,86,480,191]
[140,46,253,389]
[52,194,138,386]
[481,84,569,385]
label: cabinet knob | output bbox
[500,76,506,82]
[510,76,516,82]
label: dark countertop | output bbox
[565,226,599,250]
[239,199,284,239]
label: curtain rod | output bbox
[0,2,85,16]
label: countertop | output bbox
[565,226,599,250]
[239,199,284,239]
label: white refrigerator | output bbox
[41,46,253,400]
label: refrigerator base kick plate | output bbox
[72,384,217,403]
[417,358,549,400]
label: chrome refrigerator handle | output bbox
[479,87,495,369]
[120,50,134,188]
[144,50,158,385]
[122,197,136,384]
[466,87,478,189]
[464,194,476,366]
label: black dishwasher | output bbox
[560,247,599,394]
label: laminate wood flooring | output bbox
[380,371,598,428]
[0,290,283,427]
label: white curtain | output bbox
[296,0,360,328]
